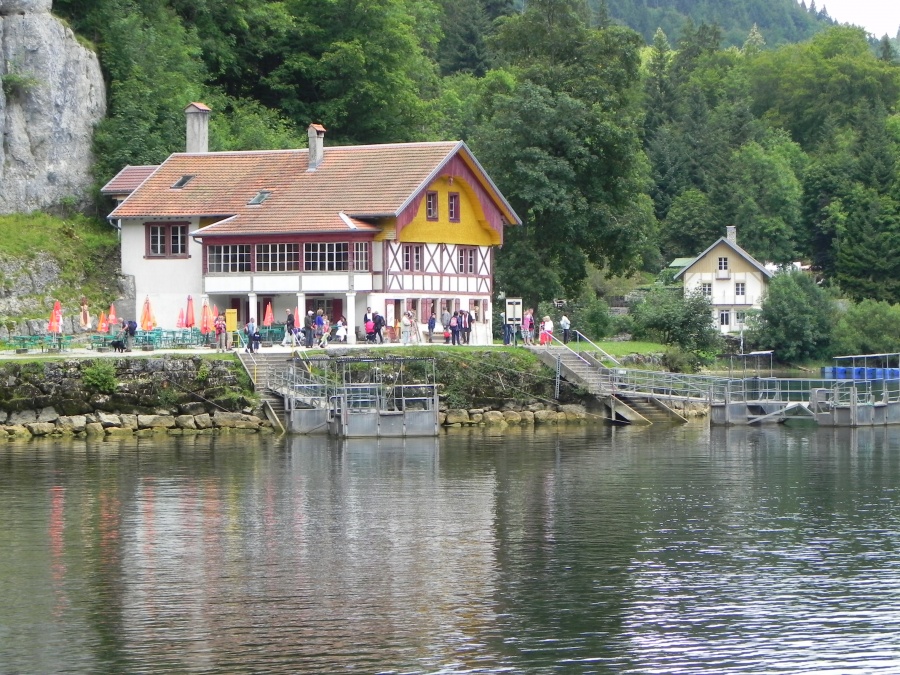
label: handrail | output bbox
[570,330,621,366]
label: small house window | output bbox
[171,175,194,189]
[403,244,422,271]
[448,193,460,222]
[720,310,730,326]
[426,192,438,220]
[718,257,728,270]
[248,190,271,205]
[700,282,712,297]
[736,311,746,324]
[735,282,746,297]
[146,222,189,258]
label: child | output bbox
[365,318,376,343]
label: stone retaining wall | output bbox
[1,407,271,439]
[440,402,592,427]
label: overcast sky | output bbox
[810,0,900,38]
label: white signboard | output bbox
[505,298,523,325]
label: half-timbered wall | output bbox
[383,241,492,295]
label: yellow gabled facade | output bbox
[398,176,501,247]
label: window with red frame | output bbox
[426,191,438,220]
[448,193,460,222]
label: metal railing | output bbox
[568,331,621,366]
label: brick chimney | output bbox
[308,123,326,170]
[184,102,211,153]
[726,226,736,243]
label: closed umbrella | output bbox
[176,308,185,328]
[263,302,274,327]
[200,299,212,335]
[98,311,108,333]
[140,295,155,331]
[80,297,90,329]
[185,295,196,328]
[108,303,117,327]
[48,300,62,334]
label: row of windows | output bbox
[425,191,460,222]
[207,243,370,273]
[699,282,746,297]
[401,244,477,274]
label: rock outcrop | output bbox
[0,0,105,213]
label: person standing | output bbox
[304,310,315,348]
[559,314,571,344]
[214,314,227,352]
[441,307,451,333]
[245,317,257,353]
[540,315,553,346]
[449,311,460,345]
[458,310,469,344]
[400,311,412,345]
[521,309,534,346]
[427,312,436,342]
[373,311,385,343]
[314,309,325,346]
[281,309,296,347]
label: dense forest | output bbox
[55,0,900,312]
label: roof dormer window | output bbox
[248,190,272,205]
[171,175,194,189]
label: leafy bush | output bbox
[82,361,118,394]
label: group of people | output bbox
[441,308,475,345]
[502,308,572,347]
[277,308,347,350]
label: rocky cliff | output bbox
[0,0,105,213]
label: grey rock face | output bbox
[0,1,106,213]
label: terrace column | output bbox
[345,291,357,345]
[247,292,257,322]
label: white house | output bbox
[102,103,521,343]
[673,226,773,334]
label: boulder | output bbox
[445,409,470,425]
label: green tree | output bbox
[832,299,900,354]
[750,270,834,362]
[631,287,721,353]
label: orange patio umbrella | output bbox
[108,303,117,327]
[176,308,185,328]
[98,311,109,333]
[263,302,274,327]
[48,300,62,334]
[184,295,196,328]
[212,304,219,319]
[140,295,156,331]
[200,298,212,334]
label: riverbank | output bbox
[0,348,604,440]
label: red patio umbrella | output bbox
[184,295,196,328]
[140,295,155,331]
[200,299,212,335]
[48,300,62,334]
[263,302,274,327]
[108,303,117,327]
[98,311,108,333]
[176,308,184,328]
[212,304,219,319]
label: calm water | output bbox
[3,424,900,674]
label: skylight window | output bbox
[248,190,272,205]
[171,175,194,189]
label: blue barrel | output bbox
[836,367,847,379]
[875,368,885,379]
[854,367,866,379]
[821,367,834,379]
[866,368,877,379]
[889,369,900,380]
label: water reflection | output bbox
[2,425,900,672]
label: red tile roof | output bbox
[100,165,158,195]
[108,142,520,236]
